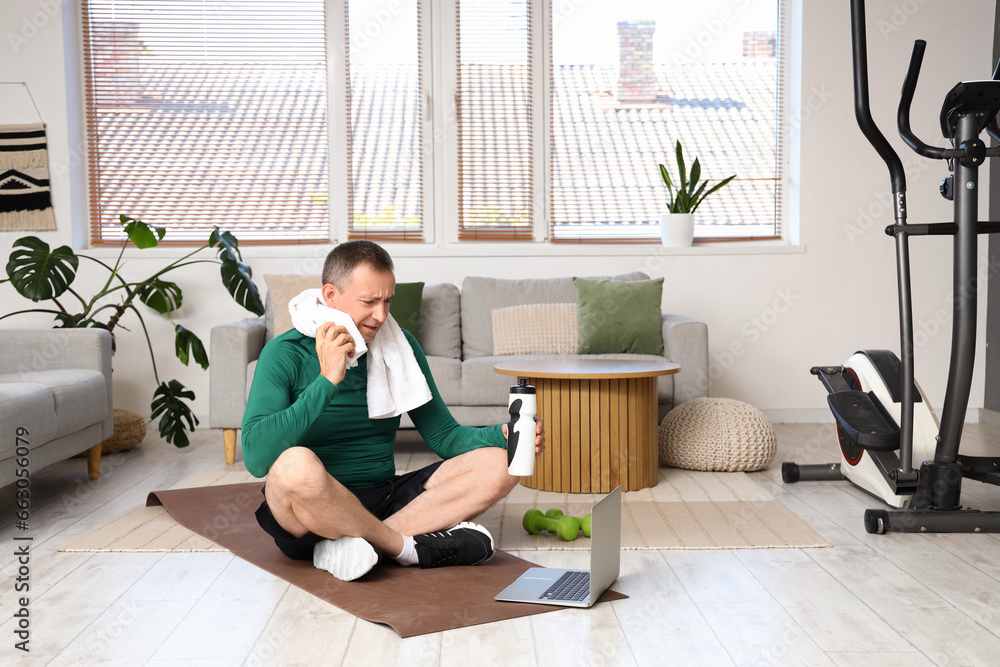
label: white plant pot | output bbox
[659,212,694,247]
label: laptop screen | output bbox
[588,486,622,599]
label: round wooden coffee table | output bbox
[494,359,680,492]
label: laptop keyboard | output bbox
[540,570,590,602]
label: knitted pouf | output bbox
[658,397,776,472]
[102,409,147,453]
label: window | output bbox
[455,0,534,240]
[81,1,786,245]
[547,1,784,242]
[81,0,329,245]
[346,0,425,240]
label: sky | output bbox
[349,0,779,65]
[99,0,779,66]
[551,0,778,65]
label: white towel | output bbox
[287,288,432,419]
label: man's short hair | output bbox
[322,240,394,291]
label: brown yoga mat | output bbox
[145,482,626,638]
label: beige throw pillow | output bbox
[265,274,322,338]
[491,303,579,355]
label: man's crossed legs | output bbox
[255,446,519,580]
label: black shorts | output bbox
[254,461,444,560]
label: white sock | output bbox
[392,535,418,566]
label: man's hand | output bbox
[316,322,355,386]
[502,416,546,457]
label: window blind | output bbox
[81,0,329,245]
[456,0,534,241]
[346,0,424,241]
[548,1,785,243]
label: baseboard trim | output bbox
[763,407,982,424]
[980,408,1000,428]
[762,409,835,424]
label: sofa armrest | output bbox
[0,329,114,438]
[662,314,708,405]
[0,328,111,375]
[209,317,266,429]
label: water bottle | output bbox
[506,377,537,476]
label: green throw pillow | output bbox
[389,282,424,341]
[573,277,664,355]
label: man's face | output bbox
[322,263,396,343]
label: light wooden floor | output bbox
[3,422,1000,666]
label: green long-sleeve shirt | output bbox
[241,328,506,487]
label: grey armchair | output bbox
[0,329,113,487]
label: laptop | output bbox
[494,486,621,608]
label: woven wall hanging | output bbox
[0,82,55,231]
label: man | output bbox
[242,240,544,581]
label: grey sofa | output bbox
[210,272,708,463]
[0,329,113,487]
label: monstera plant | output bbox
[0,215,264,447]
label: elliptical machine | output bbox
[782,0,1000,534]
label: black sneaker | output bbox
[413,522,495,568]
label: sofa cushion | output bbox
[388,282,424,341]
[0,370,109,441]
[574,277,665,355]
[425,356,462,405]
[492,303,578,355]
[461,273,649,359]
[0,383,57,457]
[461,355,674,407]
[265,274,321,340]
[419,283,461,360]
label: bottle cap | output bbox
[509,377,536,394]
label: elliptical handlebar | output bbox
[850,0,906,204]
[854,0,1000,180]
[897,40,952,160]
[850,0,915,478]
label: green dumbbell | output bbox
[545,509,592,538]
[522,509,582,541]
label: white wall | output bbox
[0,0,995,424]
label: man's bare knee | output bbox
[268,447,333,503]
[426,447,517,501]
[479,447,520,498]
[265,447,361,540]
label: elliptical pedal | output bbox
[827,391,899,452]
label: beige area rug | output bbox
[60,468,829,553]
[60,470,254,553]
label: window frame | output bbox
[440,0,549,244]
[543,0,788,244]
[442,0,788,245]
[80,0,333,247]
[79,0,790,248]
[337,0,436,243]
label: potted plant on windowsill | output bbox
[658,140,736,247]
[0,215,264,448]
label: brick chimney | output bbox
[617,21,657,105]
[743,31,776,58]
